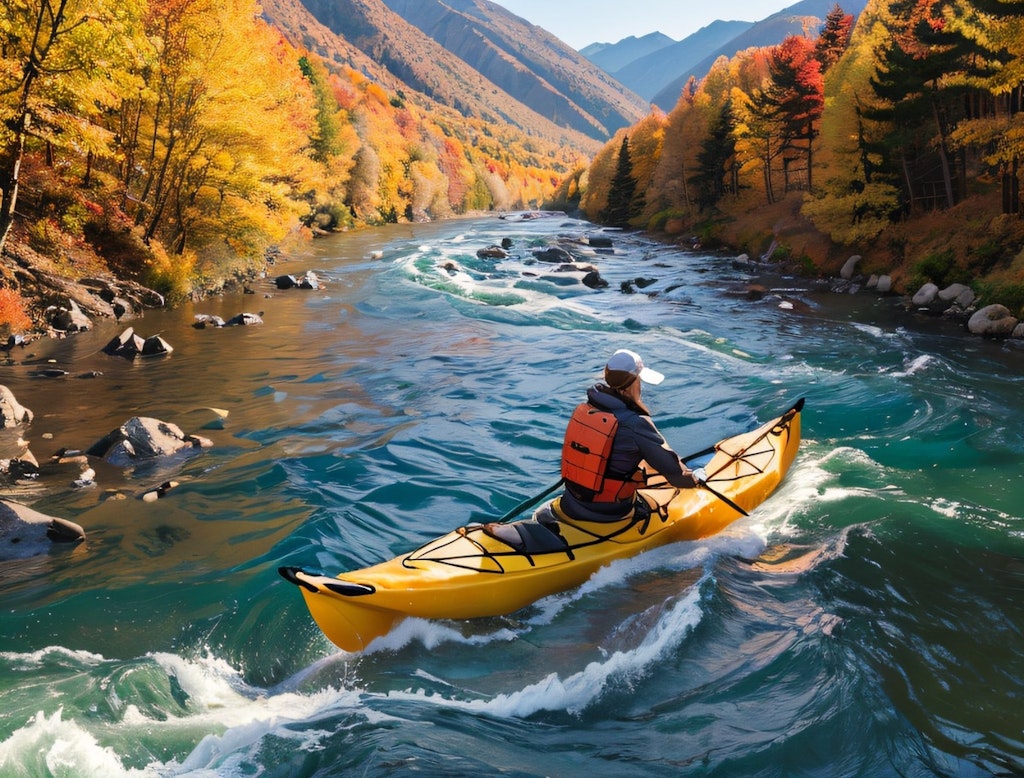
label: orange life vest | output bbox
[561,403,639,502]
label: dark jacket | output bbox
[560,384,696,521]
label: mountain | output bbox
[578,0,869,109]
[606,21,754,102]
[260,0,649,150]
[381,0,649,140]
[650,0,869,107]
[580,32,676,75]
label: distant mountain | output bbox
[260,0,648,150]
[650,0,868,107]
[579,0,869,109]
[608,21,754,102]
[580,32,676,75]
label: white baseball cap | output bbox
[604,349,665,388]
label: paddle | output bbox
[495,397,804,525]
[495,478,564,523]
[495,441,727,524]
[696,479,749,517]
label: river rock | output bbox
[941,283,975,308]
[476,245,508,259]
[47,300,91,333]
[275,271,319,290]
[967,304,1019,337]
[142,335,173,356]
[193,314,226,328]
[86,417,211,464]
[876,275,893,293]
[533,247,573,263]
[911,283,939,307]
[225,312,263,326]
[0,499,85,560]
[0,386,32,427]
[103,327,145,358]
[840,255,862,280]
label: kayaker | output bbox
[557,348,705,523]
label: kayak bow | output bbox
[280,398,804,651]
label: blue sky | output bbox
[490,0,795,49]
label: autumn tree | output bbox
[815,4,855,72]
[765,36,824,193]
[866,0,989,211]
[802,0,906,244]
[118,0,321,272]
[0,0,145,254]
[946,0,1024,215]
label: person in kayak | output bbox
[557,348,705,523]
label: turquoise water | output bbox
[1,214,1022,776]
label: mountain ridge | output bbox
[578,0,869,107]
[261,0,648,151]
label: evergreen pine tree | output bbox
[601,136,637,227]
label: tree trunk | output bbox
[0,113,30,256]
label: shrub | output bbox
[0,287,34,334]
[973,279,1024,318]
[910,248,957,289]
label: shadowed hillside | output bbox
[262,0,647,147]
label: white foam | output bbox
[0,650,378,777]
[384,576,709,718]
[363,617,519,654]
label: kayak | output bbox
[280,398,804,651]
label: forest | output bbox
[0,0,585,328]
[4,0,1024,332]
[555,0,1024,313]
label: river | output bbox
[1,214,1022,777]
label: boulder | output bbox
[298,271,320,290]
[0,499,85,560]
[967,304,1019,337]
[840,255,862,280]
[141,335,173,357]
[103,328,172,359]
[938,283,975,309]
[193,314,226,329]
[911,283,939,307]
[48,300,91,332]
[86,416,211,464]
[102,327,145,358]
[876,275,893,293]
[0,385,32,427]
[225,312,263,326]
[275,274,298,289]
[582,270,608,289]
[533,247,573,263]
[476,245,508,259]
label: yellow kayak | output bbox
[280,398,803,651]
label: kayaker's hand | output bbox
[691,467,707,485]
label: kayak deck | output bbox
[280,398,803,651]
